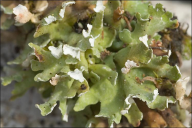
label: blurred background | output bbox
[0,1,191,127]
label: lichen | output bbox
[1,1,191,127]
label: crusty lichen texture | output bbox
[1,1,191,127]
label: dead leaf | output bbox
[150,40,168,56]
[135,99,167,128]
[160,108,185,127]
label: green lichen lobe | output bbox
[1,1,191,127]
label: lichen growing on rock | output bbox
[1,1,191,127]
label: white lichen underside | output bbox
[67,69,85,82]
[59,1,75,18]
[63,45,81,60]
[139,34,149,48]
[13,4,34,24]
[121,60,138,74]
[48,45,63,59]
[93,1,106,12]
[44,15,57,25]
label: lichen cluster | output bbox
[1,1,191,127]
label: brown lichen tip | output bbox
[135,77,144,84]
[142,76,157,85]
[113,7,124,22]
[100,49,110,60]
[35,50,44,62]
[150,40,168,56]
[49,74,60,86]
[174,21,179,28]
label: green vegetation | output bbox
[1,1,191,127]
